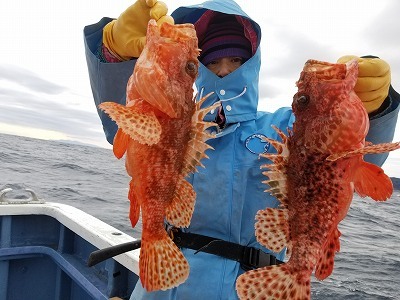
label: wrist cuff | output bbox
[97,44,123,63]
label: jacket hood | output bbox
[172,0,262,124]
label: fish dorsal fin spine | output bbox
[166,93,218,227]
[181,93,219,176]
[260,125,290,206]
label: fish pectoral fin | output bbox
[236,263,310,299]
[315,227,341,280]
[255,208,289,253]
[113,128,129,159]
[165,176,196,228]
[140,233,189,291]
[327,141,400,161]
[353,161,393,201]
[99,102,161,145]
[128,180,141,228]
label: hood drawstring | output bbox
[198,86,247,103]
[198,87,205,102]
[220,86,247,102]
[198,86,247,129]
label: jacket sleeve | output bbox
[84,17,137,144]
[364,84,400,166]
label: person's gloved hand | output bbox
[103,0,174,60]
[337,55,391,114]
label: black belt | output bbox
[168,228,283,271]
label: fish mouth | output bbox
[297,59,359,92]
[302,59,348,81]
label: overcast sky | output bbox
[1,0,400,155]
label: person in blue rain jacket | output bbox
[84,0,400,299]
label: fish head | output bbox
[292,59,369,152]
[131,19,200,118]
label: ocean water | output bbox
[1,133,399,299]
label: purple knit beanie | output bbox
[198,14,252,66]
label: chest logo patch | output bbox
[245,134,270,155]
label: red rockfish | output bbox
[99,20,218,291]
[236,59,400,299]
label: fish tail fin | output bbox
[165,176,196,227]
[236,264,310,299]
[140,233,189,291]
[354,161,393,201]
[128,180,140,227]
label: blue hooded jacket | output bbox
[83,0,400,299]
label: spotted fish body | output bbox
[236,59,400,299]
[99,20,218,291]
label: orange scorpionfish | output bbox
[99,20,218,291]
[236,59,400,299]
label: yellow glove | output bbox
[337,55,391,114]
[103,0,174,60]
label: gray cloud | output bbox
[2,0,399,148]
[0,90,103,137]
[362,1,400,48]
[361,1,400,84]
[266,31,338,79]
[0,64,68,95]
[257,27,338,104]
[258,2,400,106]
[258,80,283,100]
[0,65,106,144]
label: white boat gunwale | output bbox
[0,200,140,275]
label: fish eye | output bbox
[297,94,309,106]
[185,61,198,77]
